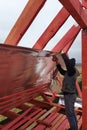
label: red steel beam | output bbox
[59,0,87,28]
[33,7,70,49]
[82,29,87,130]
[62,39,74,53]
[4,0,46,45]
[52,25,81,52]
[2,107,33,130]
[82,0,87,8]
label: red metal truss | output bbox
[0,0,85,129]
[82,29,87,130]
[59,0,87,28]
[4,0,46,45]
[33,7,70,49]
[82,0,87,8]
[52,25,81,52]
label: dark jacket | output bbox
[56,54,80,94]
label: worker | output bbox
[52,53,80,130]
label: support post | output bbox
[82,29,87,130]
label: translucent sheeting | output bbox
[0,44,65,97]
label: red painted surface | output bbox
[4,0,46,45]
[0,0,83,129]
[82,0,87,8]
[33,7,70,49]
[0,82,49,114]
[82,29,87,130]
[18,109,47,130]
[52,25,81,52]
[1,107,33,130]
[9,109,42,130]
[34,113,58,130]
[59,0,87,28]
[0,44,65,113]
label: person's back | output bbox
[62,68,80,94]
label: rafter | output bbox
[82,0,87,8]
[82,29,87,130]
[4,0,46,45]
[52,25,81,52]
[59,0,87,28]
[33,7,70,49]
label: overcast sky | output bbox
[0,0,81,63]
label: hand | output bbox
[52,55,58,63]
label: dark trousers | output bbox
[64,93,78,130]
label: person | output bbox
[52,53,80,130]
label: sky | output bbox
[0,0,82,63]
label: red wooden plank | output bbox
[0,83,48,100]
[45,114,64,130]
[0,96,34,114]
[33,7,70,49]
[25,106,56,130]
[1,107,33,130]
[56,118,69,130]
[5,111,19,120]
[4,0,46,45]
[9,108,42,130]
[82,0,87,8]
[0,97,36,114]
[57,112,81,129]
[63,39,75,53]
[59,0,87,28]
[34,113,59,130]
[0,83,49,114]
[82,29,87,130]
[18,109,47,130]
[18,104,34,111]
[78,116,82,129]
[52,25,81,52]
[0,125,4,129]
[52,115,66,130]
[30,99,54,110]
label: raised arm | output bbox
[61,53,76,76]
[56,64,66,75]
[52,55,66,75]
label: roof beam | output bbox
[52,25,81,52]
[33,7,70,49]
[4,0,46,45]
[59,0,87,28]
[82,29,87,130]
[62,39,75,53]
[82,0,87,8]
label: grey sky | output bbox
[0,0,81,63]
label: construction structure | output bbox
[0,0,87,129]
